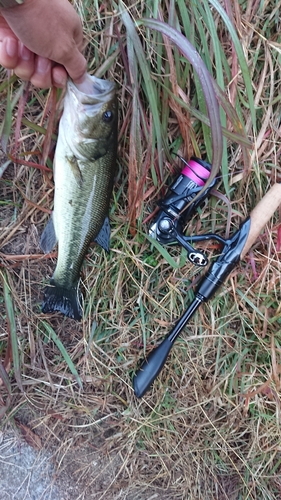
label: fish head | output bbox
[62,74,118,160]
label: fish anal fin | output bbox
[40,215,57,253]
[94,216,110,252]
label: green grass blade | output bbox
[147,235,184,269]
[0,73,17,93]
[118,1,165,177]
[0,159,12,178]
[40,321,83,389]
[0,85,12,153]
[21,117,57,140]
[138,17,223,190]
[192,0,229,192]
[1,271,23,392]
[0,361,12,419]
[161,84,251,147]
[209,0,256,131]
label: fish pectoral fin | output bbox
[94,216,110,252]
[67,155,83,187]
[40,215,57,253]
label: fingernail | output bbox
[5,38,18,58]
[37,57,50,74]
[52,66,67,88]
[53,74,67,88]
[20,43,31,61]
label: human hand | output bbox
[0,0,87,88]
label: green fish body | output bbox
[40,74,118,320]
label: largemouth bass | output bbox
[40,74,118,320]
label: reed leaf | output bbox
[209,0,256,131]
[119,1,165,177]
[138,18,223,191]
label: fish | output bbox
[40,73,118,321]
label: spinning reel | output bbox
[149,156,226,266]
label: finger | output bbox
[62,47,87,83]
[0,36,18,69]
[30,55,52,89]
[52,64,67,88]
[13,42,35,81]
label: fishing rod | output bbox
[133,157,281,398]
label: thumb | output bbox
[63,48,87,83]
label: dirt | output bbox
[0,412,175,500]
[0,429,63,500]
[0,425,157,500]
[0,427,126,500]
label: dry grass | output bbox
[1,1,281,499]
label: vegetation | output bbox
[1,1,281,498]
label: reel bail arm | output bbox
[149,157,218,267]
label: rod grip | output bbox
[133,337,173,398]
[241,183,281,259]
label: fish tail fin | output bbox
[42,279,82,321]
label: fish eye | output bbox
[103,110,114,123]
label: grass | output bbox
[1,0,281,498]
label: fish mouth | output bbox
[67,74,116,105]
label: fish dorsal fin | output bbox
[40,214,57,253]
[94,216,110,252]
[67,155,83,186]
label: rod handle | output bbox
[241,183,281,258]
[133,336,173,398]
